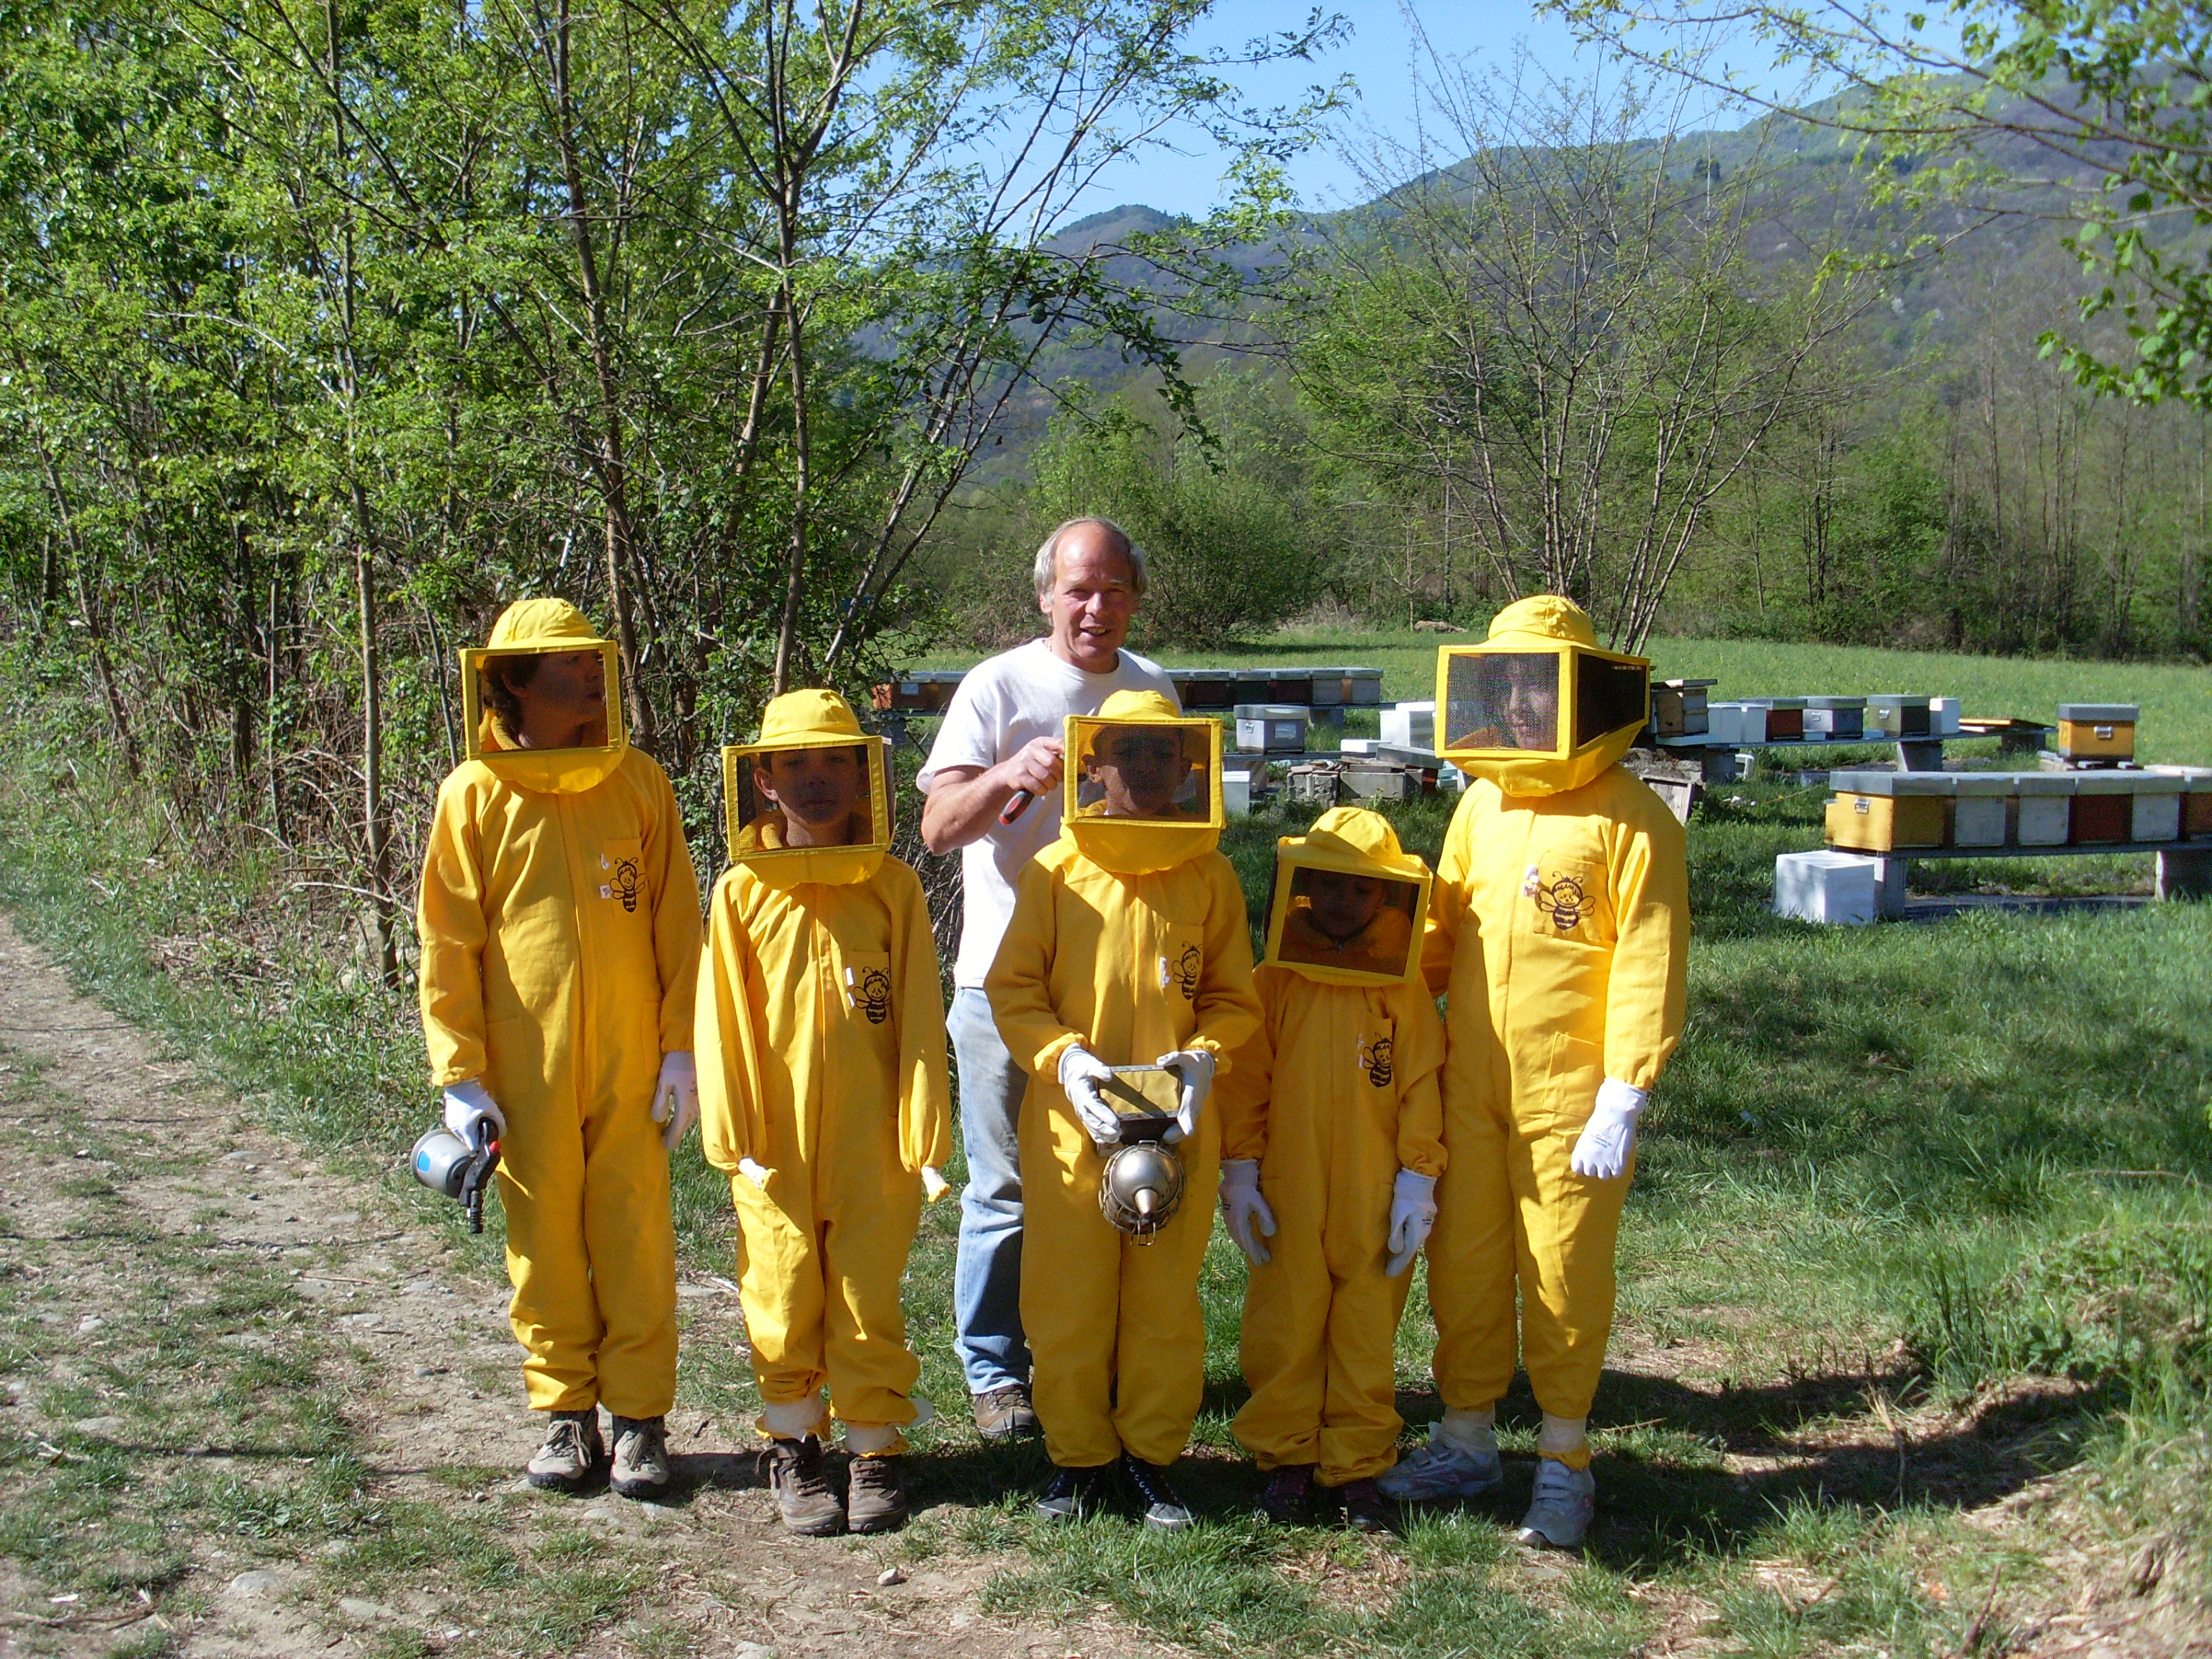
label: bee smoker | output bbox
[1096,1064,1188,1243]
[411,1125,501,1233]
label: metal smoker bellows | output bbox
[1096,1065,1188,1243]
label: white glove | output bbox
[737,1156,774,1191]
[1156,1048,1216,1144]
[443,1079,506,1148]
[1057,1045,1123,1147]
[921,1166,951,1202]
[652,1052,700,1151]
[1570,1079,1647,1180]
[1218,1159,1277,1266]
[1385,1167,1438,1276]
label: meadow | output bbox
[0,631,2206,1656]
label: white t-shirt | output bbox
[917,637,1180,986]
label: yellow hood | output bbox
[1061,688,1222,876]
[1439,595,1649,799]
[462,598,628,795]
[723,688,889,888]
[1264,806,1433,986]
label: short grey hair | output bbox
[1033,517,1148,601]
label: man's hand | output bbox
[920,739,1064,853]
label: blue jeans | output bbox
[950,986,1032,1394]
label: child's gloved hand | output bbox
[1057,1046,1122,1148]
[737,1157,775,1191]
[1156,1048,1215,1143]
[444,1079,506,1148]
[1385,1168,1438,1276]
[652,1052,700,1150]
[1569,1079,1647,1180]
[1218,1159,1276,1266]
[921,1166,951,1202]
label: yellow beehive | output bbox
[2054,703,2137,761]
[1824,771,1951,852]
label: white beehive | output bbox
[1773,850,1878,925]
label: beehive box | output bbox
[1773,850,1877,925]
[2070,770,2135,842]
[2148,767,2212,837]
[1866,695,1932,738]
[1952,774,2011,847]
[1650,678,1717,737]
[1802,696,1868,741]
[1341,760,1417,801]
[1930,697,1962,736]
[1235,706,1310,753]
[872,670,967,712]
[1265,670,1313,703]
[1749,698,1807,740]
[1231,670,1274,703]
[1172,668,1236,710]
[1825,770,1951,851]
[1381,702,1436,751]
[1710,702,1765,744]
[1344,668,1385,706]
[1306,667,1350,708]
[2132,773,2182,842]
[2055,703,2138,761]
[2015,773,2074,845]
[1223,765,1258,817]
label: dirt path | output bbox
[0,914,1165,1659]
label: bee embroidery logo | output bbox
[1359,1033,1394,1089]
[856,966,891,1025]
[1532,871,1589,933]
[1174,944,1202,1001]
[611,857,642,914]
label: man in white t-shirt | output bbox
[918,517,1179,1441]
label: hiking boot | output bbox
[1255,1464,1314,1525]
[1375,1437,1503,1503]
[845,1453,909,1534]
[608,1415,670,1500]
[1339,1477,1392,1534]
[760,1436,845,1536]
[1516,1458,1595,1549]
[1119,1453,1192,1532]
[971,1384,1040,1442]
[526,1409,604,1492]
[1035,1463,1113,1522]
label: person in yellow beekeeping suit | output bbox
[987,689,1262,1529]
[1215,807,1445,1534]
[694,690,951,1537]
[1377,595,1689,1549]
[417,598,701,1500]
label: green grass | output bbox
[2,631,2210,1656]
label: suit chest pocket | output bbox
[1520,856,1612,947]
[598,837,647,916]
[839,949,896,1029]
[1156,923,1204,1003]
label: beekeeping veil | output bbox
[721,689,891,887]
[1061,689,1223,876]
[1435,595,1650,797]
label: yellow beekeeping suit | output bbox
[417,598,700,1419]
[1421,597,1689,1460]
[695,691,950,1447]
[986,691,1262,1469]
[1218,811,1445,1485]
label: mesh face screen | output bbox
[734,743,881,850]
[1073,723,1210,821]
[1274,866,1421,979]
[1574,655,1650,747]
[1442,652,1560,752]
[475,647,614,752]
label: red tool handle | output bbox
[999,788,1033,825]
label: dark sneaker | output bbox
[1339,1477,1392,1534]
[846,1454,909,1533]
[971,1384,1040,1442]
[526,1409,604,1491]
[760,1436,845,1536]
[608,1415,670,1500]
[1035,1463,1113,1521]
[1119,1453,1193,1532]
[1256,1464,1314,1525]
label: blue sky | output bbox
[1079,1,1632,218]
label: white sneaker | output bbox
[1375,1436,1504,1502]
[1516,1457,1594,1548]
